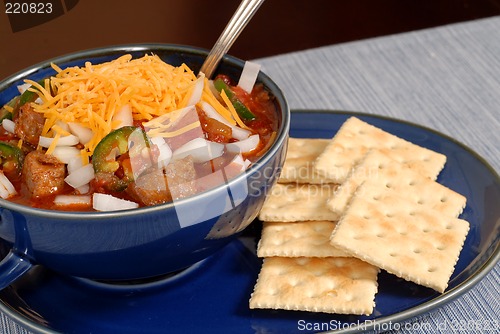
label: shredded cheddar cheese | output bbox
[46,133,61,155]
[219,90,251,130]
[21,53,255,164]
[150,121,202,138]
[27,54,198,155]
[201,79,235,125]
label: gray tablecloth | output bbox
[2,16,499,334]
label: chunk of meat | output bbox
[22,151,66,198]
[126,156,197,206]
[14,104,45,147]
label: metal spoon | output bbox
[199,0,265,78]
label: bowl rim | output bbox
[0,43,290,219]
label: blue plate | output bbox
[1,110,498,334]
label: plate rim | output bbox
[0,109,498,334]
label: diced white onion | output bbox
[51,146,81,164]
[68,122,93,145]
[54,195,91,206]
[207,79,219,97]
[64,164,95,189]
[55,120,70,132]
[39,134,79,148]
[17,83,30,94]
[150,136,166,147]
[93,193,139,212]
[187,73,204,106]
[244,159,252,169]
[18,84,42,103]
[201,101,227,124]
[231,125,253,141]
[2,119,15,133]
[67,156,84,174]
[238,61,261,93]
[173,138,224,163]
[67,158,91,193]
[112,104,133,129]
[228,153,246,173]
[151,136,173,167]
[226,134,260,153]
[0,183,10,199]
[75,184,90,195]
[200,101,251,141]
[0,172,16,199]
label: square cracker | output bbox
[249,257,379,315]
[313,117,447,183]
[330,179,470,293]
[257,221,350,258]
[258,183,339,222]
[279,138,333,184]
[328,150,466,218]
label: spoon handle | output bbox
[199,0,265,78]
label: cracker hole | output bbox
[385,212,394,218]
[373,195,381,201]
[436,245,446,251]
[313,225,328,233]
[344,294,354,302]
[440,197,447,203]
[296,258,310,266]
[413,248,422,254]
[427,267,438,273]
[333,258,346,267]
[422,228,431,233]
[363,215,370,220]
[399,230,408,236]
[445,224,453,230]
[389,252,397,257]
[408,180,416,186]
[376,233,386,238]
[385,183,392,189]
[277,268,290,275]
[313,270,326,277]
[306,291,320,298]
[417,199,425,205]
[409,211,416,216]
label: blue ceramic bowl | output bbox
[0,44,289,287]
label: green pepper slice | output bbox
[0,79,46,121]
[213,78,256,121]
[0,96,18,122]
[19,79,46,106]
[11,79,48,118]
[93,126,152,191]
[0,142,25,179]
